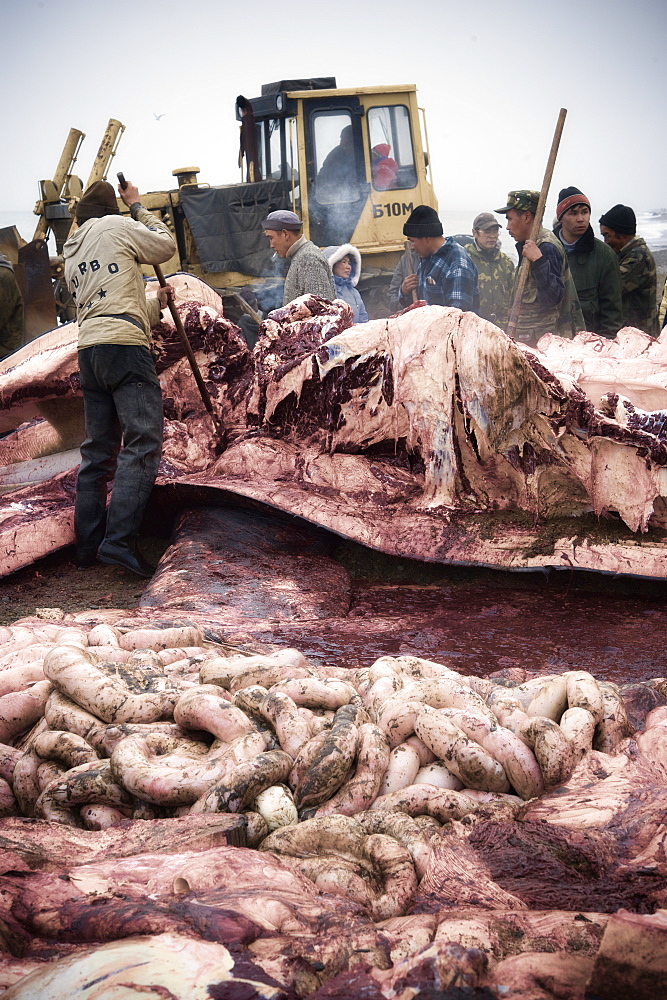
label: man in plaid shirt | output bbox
[398,205,479,312]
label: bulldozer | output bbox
[2,78,438,342]
[0,118,125,343]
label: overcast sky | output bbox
[3,0,666,225]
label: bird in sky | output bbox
[153,112,166,121]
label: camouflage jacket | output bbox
[463,242,515,326]
[617,236,658,336]
[511,229,584,346]
[0,261,23,360]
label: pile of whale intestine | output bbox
[0,282,667,995]
[0,613,667,997]
[0,616,665,996]
[2,622,632,831]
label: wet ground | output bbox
[322,579,666,681]
[1,523,665,684]
[0,537,171,623]
[240,571,667,681]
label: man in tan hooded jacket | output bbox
[63,179,175,576]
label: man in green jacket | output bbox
[463,213,515,327]
[599,204,658,336]
[554,187,622,338]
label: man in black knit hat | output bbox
[554,186,622,338]
[398,205,479,312]
[599,204,658,335]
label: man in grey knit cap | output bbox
[262,210,335,306]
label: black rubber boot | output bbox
[97,543,155,578]
[74,489,107,567]
[97,484,156,578]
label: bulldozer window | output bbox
[268,118,299,198]
[367,106,417,191]
[268,119,283,178]
[255,121,266,179]
[313,112,361,205]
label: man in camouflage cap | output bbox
[599,204,658,336]
[495,190,583,345]
[463,213,515,327]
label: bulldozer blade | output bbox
[0,225,24,264]
[17,238,57,343]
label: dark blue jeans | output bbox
[76,344,163,556]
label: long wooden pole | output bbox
[153,263,216,418]
[506,108,567,340]
[404,239,418,303]
[116,172,218,425]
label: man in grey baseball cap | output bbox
[472,212,500,233]
[262,210,335,306]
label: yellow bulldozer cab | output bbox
[285,83,437,259]
[153,78,438,315]
[199,79,438,312]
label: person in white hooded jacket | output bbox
[63,179,175,577]
[323,244,369,323]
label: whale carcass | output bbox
[1,275,667,579]
[0,285,666,997]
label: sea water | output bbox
[441,209,667,262]
[2,208,666,265]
